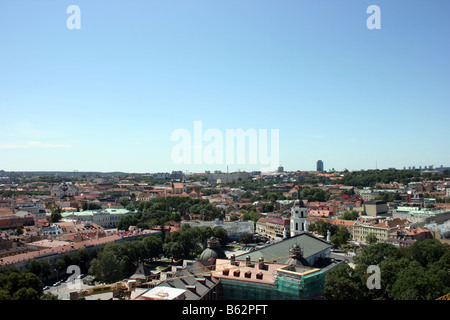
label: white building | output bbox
[51,182,80,199]
[61,208,134,228]
[290,197,308,237]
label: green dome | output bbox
[199,237,227,261]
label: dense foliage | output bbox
[117,196,223,230]
[301,187,331,202]
[324,240,450,300]
[340,168,449,187]
[308,220,351,248]
[89,235,163,283]
[163,224,228,261]
[0,267,43,300]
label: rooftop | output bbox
[235,233,331,265]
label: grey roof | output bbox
[130,262,153,279]
[14,210,32,217]
[199,247,227,261]
[235,232,331,265]
[157,262,219,300]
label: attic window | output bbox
[233,270,240,277]
[256,272,263,280]
[244,271,251,278]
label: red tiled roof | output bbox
[0,229,159,267]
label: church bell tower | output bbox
[290,185,308,237]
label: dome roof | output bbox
[199,237,227,261]
[199,247,227,261]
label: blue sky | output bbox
[0,0,449,173]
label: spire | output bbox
[297,182,305,208]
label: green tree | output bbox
[141,235,163,261]
[12,287,40,300]
[326,240,450,300]
[324,264,363,300]
[365,233,378,245]
[354,243,402,266]
[341,210,359,221]
[331,226,351,248]
[212,227,228,247]
[89,251,126,284]
[50,211,62,223]
[301,188,331,202]
[402,239,448,268]
[239,232,253,244]
[389,261,448,300]
[118,197,130,207]
[308,220,339,237]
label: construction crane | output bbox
[70,279,136,300]
[436,293,450,300]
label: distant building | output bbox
[256,217,290,240]
[170,171,184,179]
[352,216,408,244]
[62,208,134,228]
[363,200,388,216]
[181,219,254,240]
[206,171,251,184]
[316,160,324,172]
[51,183,80,199]
[170,181,186,194]
[152,172,170,180]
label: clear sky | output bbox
[0,0,449,173]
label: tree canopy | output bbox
[325,239,450,300]
[118,196,223,230]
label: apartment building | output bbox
[353,217,408,244]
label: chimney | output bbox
[258,257,265,270]
[230,254,236,265]
[246,255,251,267]
[196,277,206,284]
[186,285,196,293]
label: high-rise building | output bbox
[316,160,324,172]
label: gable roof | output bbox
[235,233,331,264]
[156,262,219,300]
[130,262,153,279]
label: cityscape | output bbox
[0,0,449,314]
[0,165,449,302]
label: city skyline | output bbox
[1,1,449,173]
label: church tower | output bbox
[290,185,308,237]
